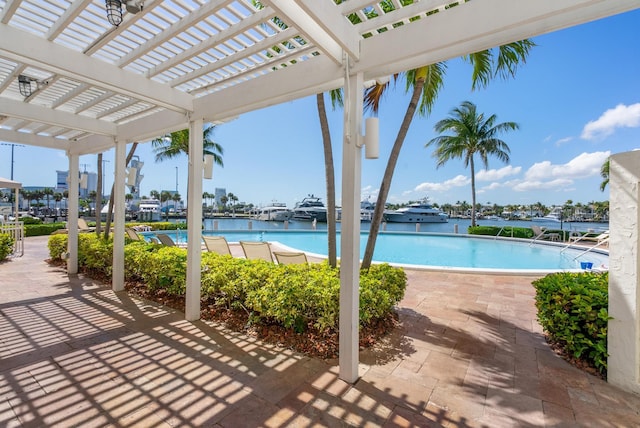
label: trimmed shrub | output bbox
[532,272,609,374]
[468,226,532,239]
[48,234,68,260]
[0,233,14,260]
[25,223,67,236]
[48,235,408,333]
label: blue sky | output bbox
[2,9,639,209]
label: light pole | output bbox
[175,166,178,193]
[1,143,25,180]
[102,159,110,203]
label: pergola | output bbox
[1,0,638,389]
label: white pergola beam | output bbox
[148,6,277,78]
[355,0,640,78]
[0,128,70,151]
[295,0,360,60]
[116,109,189,143]
[193,55,342,122]
[118,0,233,68]
[0,24,194,113]
[266,0,346,64]
[1,98,117,136]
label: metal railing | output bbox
[0,220,24,257]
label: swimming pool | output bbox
[156,230,608,273]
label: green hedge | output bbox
[532,272,609,374]
[468,225,570,240]
[48,234,407,332]
[0,233,14,261]
[25,223,67,236]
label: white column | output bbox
[186,118,204,321]
[339,65,363,383]
[67,152,79,275]
[112,140,126,292]
[608,151,640,395]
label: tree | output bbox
[150,190,160,200]
[426,101,518,227]
[600,158,609,191]
[104,142,139,238]
[152,125,224,167]
[361,39,534,269]
[152,124,223,223]
[43,188,54,211]
[172,193,181,210]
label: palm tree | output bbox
[360,40,534,269]
[152,124,224,167]
[103,142,139,238]
[172,193,181,210]
[426,101,518,227]
[600,158,609,191]
[152,124,223,224]
[150,190,160,200]
[43,188,54,211]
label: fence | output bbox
[0,220,24,257]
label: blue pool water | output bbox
[157,229,608,272]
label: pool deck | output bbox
[1,236,638,427]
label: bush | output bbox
[0,233,14,260]
[25,223,67,236]
[468,226,532,239]
[532,272,609,374]
[48,234,68,260]
[48,235,408,333]
[21,217,42,225]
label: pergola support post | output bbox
[112,139,126,292]
[185,117,204,321]
[66,152,79,275]
[608,151,640,395]
[339,62,363,383]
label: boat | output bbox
[256,203,293,221]
[360,199,375,222]
[292,194,327,222]
[383,198,448,223]
[532,207,562,223]
[136,199,162,222]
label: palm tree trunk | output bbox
[317,93,337,267]
[104,142,139,238]
[362,77,426,269]
[470,158,477,227]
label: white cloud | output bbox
[581,103,640,140]
[524,151,609,181]
[476,165,521,181]
[414,175,470,192]
[555,137,573,146]
[513,178,574,192]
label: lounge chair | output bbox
[77,218,95,232]
[126,227,142,241]
[273,251,308,265]
[240,241,273,262]
[156,234,176,247]
[569,230,610,246]
[531,225,552,241]
[203,236,231,255]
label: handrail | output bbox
[572,238,609,260]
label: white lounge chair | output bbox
[240,241,273,262]
[531,225,552,241]
[203,236,231,255]
[569,230,609,246]
[273,251,308,265]
[156,234,176,247]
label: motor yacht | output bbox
[383,198,448,223]
[256,203,293,221]
[292,195,327,222]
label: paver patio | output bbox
[1,236,638,427]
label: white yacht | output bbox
[256,203,293,221]
[360,200,375,222]
[532,207,562,223]
[292,195,327,222]
[383,198,448,223]
[137,199,162,222]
